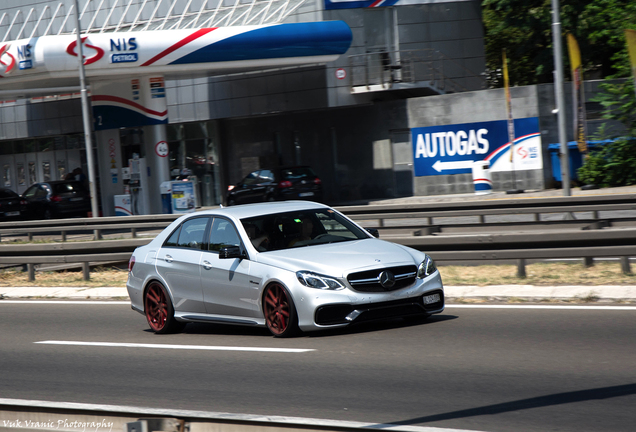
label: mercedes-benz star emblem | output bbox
[379,270,395,289]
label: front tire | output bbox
[144,281,184,334]
[263,283,298,337]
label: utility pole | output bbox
[73,0,100,218]
[551,0,571,196]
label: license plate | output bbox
[70,197,84,201]
[423,293,440,305]
[299,192,314,197]
[5,211,19,216]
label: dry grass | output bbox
[0,261,634,288]
[439,261,636,286]
[0,266,129,287]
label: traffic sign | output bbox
[155,141,168,157]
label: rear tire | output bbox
[144,281,184,334]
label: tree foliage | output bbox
[577,80,636,186]
[482,0,636,87]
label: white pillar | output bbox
[143,123,171,213]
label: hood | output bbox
[255,238,422,277]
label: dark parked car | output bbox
[0,188,26,221]
[226,166,323,205]
[22,181,91,219]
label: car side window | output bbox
[164,226,182,247]
[209,218,241,252]
[242,171,260,186]
[259,170,274,182]
[166,217,209,250]
[23,186,38,198]
[35,186,48,198]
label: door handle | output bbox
[202,260,212,270]
[164,254,173,263]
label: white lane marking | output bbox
[35,340,314,353]
[445,304,636,310]
[0,301,129,304]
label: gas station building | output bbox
[0,0,488,216]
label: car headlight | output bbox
[296,271,344,290]
[417,255,437,278]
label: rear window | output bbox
[52,182,85,194]
[280,167,316,181]
[0,189,17,199]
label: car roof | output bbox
[190,201,330,220]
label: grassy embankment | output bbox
[0,261,634,287]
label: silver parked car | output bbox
[126,201,444,337]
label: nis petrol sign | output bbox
[65,36,138,64]
[110,37,138,63]
[411,117,543,177]
[17,44,33,70]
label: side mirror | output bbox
[366,228,379,238]
[219,245,245,259]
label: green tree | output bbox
[577,80,636,186]
[482,0,636,87]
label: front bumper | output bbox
[293,271,444,332]
[315,289,444,326]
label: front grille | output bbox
[315,295,434,326]
[347,265,417,292]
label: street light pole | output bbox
[73,0,100,218]
[551,0,571,196]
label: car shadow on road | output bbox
[177,323,272,337]
[153,314,457,338]
[304,314,458,338]
[381,383,636,426]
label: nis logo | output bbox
[17,44,33,70]
[110,37,138,63]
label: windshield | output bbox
[241,209,369,252]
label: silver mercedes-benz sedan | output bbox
[126,201,444,337]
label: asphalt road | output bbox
[1,301,634,432]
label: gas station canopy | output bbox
[0,0,353,91]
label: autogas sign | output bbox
[411,117,542,177]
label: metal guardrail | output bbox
[0,238,150,281]
[0,194,635,280]
[335,194,636,225]
[0,398,434,432]
[0,214,179,242]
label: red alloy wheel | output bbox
[145,282,169,332]
[264,283,297,337]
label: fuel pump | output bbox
[129,154,146,215]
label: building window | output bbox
[17,163,25,186]
[43,161,51,181]
[57,161,67,180]
[28,161,36,184]
[3,164,10,187]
